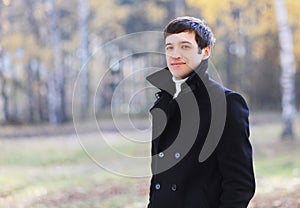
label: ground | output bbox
[0,112,299,207]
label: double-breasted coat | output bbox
[146,59,255,208]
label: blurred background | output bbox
[0,0,299,207]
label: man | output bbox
[146,16,255,208]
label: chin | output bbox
[175,74,186,79]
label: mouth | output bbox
[171,62,186,66]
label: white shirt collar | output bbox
[172,76,188,98]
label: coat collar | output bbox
[146,59,210,95]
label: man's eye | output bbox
[166,46,173,50]
[182,45,190,49]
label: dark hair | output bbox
[164,16,216,50]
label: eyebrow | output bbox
[165,41,193,46]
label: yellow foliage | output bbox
[286,0,300,65]
[1,33,24,54]
[144,2,167,25]
[38,48,53,67]
[187,0,228,25]
[189,0,300,69]
[0,32,53,67]
[89,0,130,34]
[2,0,11,6]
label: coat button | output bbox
[171,184,177,191]
[158,152,164,158]
[155,183,161,190]
[174,152,181,159]
[155,92,161,99]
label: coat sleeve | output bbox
[216,92,255,208]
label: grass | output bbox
[0,111,299,207]
[0,132,150,208]
[250,113,300,178]
[248,112,300,207]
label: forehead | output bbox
[165,31,197,45]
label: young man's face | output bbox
[165,31,209,79]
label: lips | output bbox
[171,62,186,66]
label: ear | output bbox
[202,46,211,60]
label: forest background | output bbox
[0,0,299,125]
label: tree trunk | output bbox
[274,0,297,139]
[48,0,66,124]
[27,59,36,123]
[36,63,48,122]
[26,0,47,123]
[78,0,90,119]
[225,39,235,89]
[47,73,58,124]
[0,74,9,123]
[0,50,10,123]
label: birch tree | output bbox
[78,0,90,119]
[0,50,9,122]
[48,0,66,124]
[275,0,297,139]
[0,3,10,123]
[0,5,8,123]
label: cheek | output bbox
[165,53,172,60]
[165,56,171,65]
[190,54,203,65]
[185,56,198,68]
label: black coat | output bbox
[146,60,255,208]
